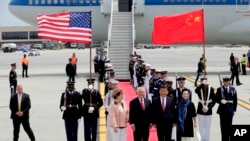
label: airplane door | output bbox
[119,0,132,12]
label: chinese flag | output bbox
[152,9,204,45]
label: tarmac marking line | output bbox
[99,82,106,141]
[184,76,250,110]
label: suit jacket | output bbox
[65,63,75,76]
[9,93,31,119]
[152,96,176,126]
[129,98,152,127]
[216,86,237,116]
[231,61,241,74]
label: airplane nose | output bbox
[8,4,22,22]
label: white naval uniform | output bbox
[133,62,138,88]
[144,70,152,101]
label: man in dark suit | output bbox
[60,81,82,141]
[66,58,76,82]
[216,77,237,141]
[129,87,152,141]
[81,79,103,141]
[230,57,242,86]
[98,54,106,82]
[9,63,17,96]
[9,84,36,141]
[152,85,176,141]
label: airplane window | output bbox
[177,0,182,2]
[54,0,58,4]
[60,0,64,4]
[41,0,46,4]
[196,0,201,2]
[183,0,188,2]
[29,0,33,5]
[190,0,194,2]
[209,0,213,2]
[170,0,175,3]
[163,0,168,2]
[215,0,220,2]
[35,0,39,4]
[222,0,226,2]
[73,0,77,3]
[92,0,96,3]
[244,0,248,2]
[203,0,207,2]
[66,0,71,4]
[48,0,52,4]
[79,0,84,3]
[86,0,90,3]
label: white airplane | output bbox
[8,0,250,44]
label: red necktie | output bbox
[162,98,165,111]
[141,99,144,110]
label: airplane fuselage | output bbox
[8,0,250,44]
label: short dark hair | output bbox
[159,85,167,90]
[182,88,190,95]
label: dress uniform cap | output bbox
[110,79,119,84]
[156,70,162,73]
[222,77,230,81]
[145,64,151,67]
[105,63,112,67]
[66,80,75,86]
[165,78,173,83]
[161,71,168,74]
[200,77,207,81]
[150,69,156,71]
[105,59,111,63]
[177,76,186,82]
[106,67,113,71]
[87,78,95,84]
[11,63,16,66]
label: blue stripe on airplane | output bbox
[9,0,249,6]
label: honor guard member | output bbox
[165,79,175,99]
[136,59,144,87]
[149,69,156,96]
[81,79,103,141]
[104,66,114,96]
[60,81,82,141]
[144,64,152,100]
[175,76,192,105]
[151,70,161,100]
[129,54,135,85]
[104,70,115,96]
[215,76,237,141]
[195,78,216,141]
[133,57,138,89]
[153,71,167,99]
[104,79,119,141]
[9,63,17,96]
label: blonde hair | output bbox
[112,88,123,99]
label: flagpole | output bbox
[89,1,92,81]
[202,8,206,79]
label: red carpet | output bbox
[118,82,158,141]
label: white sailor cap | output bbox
[110,79,119,84]
[105,63,113,67]
[145,64,151,67]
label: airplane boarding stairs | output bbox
[108,12,133,80]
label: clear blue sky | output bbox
[0,0,28,26]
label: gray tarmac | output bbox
[0,47,250,141]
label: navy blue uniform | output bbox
[81,88,103,141]
[216,86,237,141]
[9,69,17,96]
[60,90,82,141]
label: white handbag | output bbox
[194,127,201,141]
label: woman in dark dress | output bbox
[177,89,197,141]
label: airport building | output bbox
[0,25,43,44]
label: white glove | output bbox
[61,106,66,111]
[221,99,227,104]
[88,107,95,113]
[78,118,81,124]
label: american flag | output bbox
[37,11,92,44]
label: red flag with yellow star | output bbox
[152,9,204,44]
